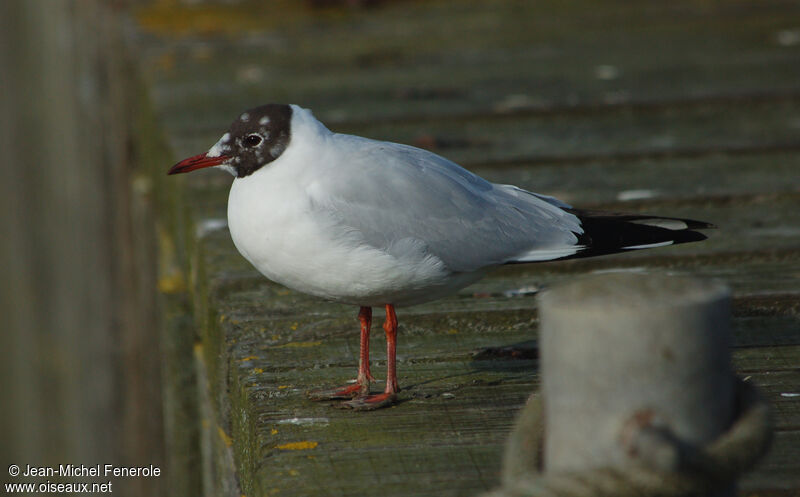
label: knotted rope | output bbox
[484,377,772,497]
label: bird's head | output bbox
[168,103,293,178]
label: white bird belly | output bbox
[227,174,483,306]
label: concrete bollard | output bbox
[537,272,735,494]
[488,272,773,497]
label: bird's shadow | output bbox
[400,340,540,399]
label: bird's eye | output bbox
[244,134,262,147]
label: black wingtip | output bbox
[666,228,708,244]
[561,209,714,260]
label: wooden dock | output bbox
[132,1,800,495]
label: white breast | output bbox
[225,115,482,306]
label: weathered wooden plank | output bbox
[734,346,800,373]
[235,339,800,403]
[741,430,800,492]
[471,153,800,206]
[219,294,800,357]
[252,444,505,497]
[338,99,800,166]
[226,355,799,497]
[241,428,800,497]
[138,0,800,125]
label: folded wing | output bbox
[308,135,711,272]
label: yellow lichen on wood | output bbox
[217,426,233,447]
[275,441,318,450]
[157,271,186,294]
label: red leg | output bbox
[383,304,399,395]
[356,306,375,392]
[343,304,399,410]
[307,306,374,400]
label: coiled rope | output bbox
[484,377,772,497]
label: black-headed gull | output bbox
[169,104,712,409]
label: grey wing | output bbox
[308,137,584,272]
